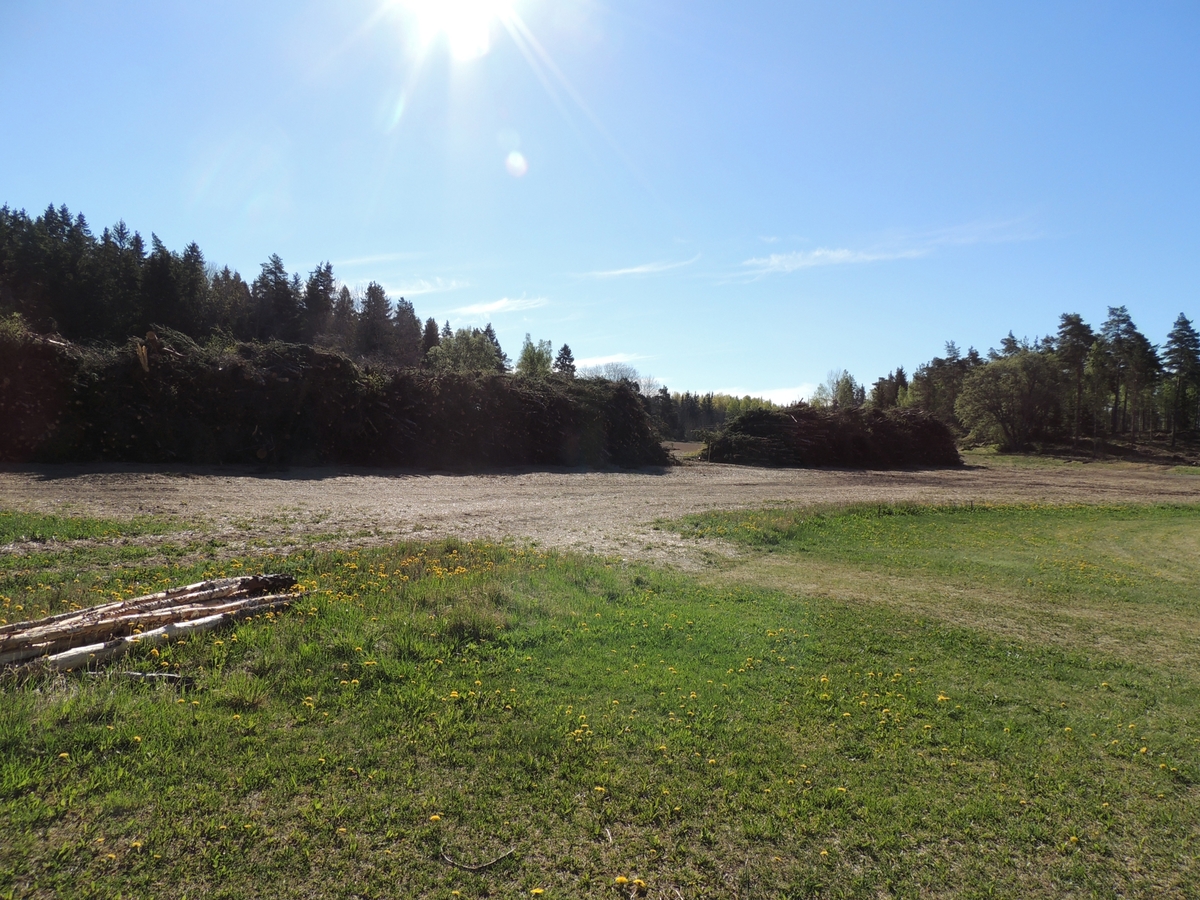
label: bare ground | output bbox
[1,455,1197,565]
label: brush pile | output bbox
[705,406,961,468]
[0,321,669,469]
[0,574,296,674]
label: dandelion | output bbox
[429,815,441,822]
[58,752,69,759]
[594,786,606,794]
[615,876,629,885]
[531,890,544,896]
[937,694,950,702]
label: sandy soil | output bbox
[2,457,1198,565]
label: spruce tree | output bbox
[421,317,441,363]
[553,343,576,377]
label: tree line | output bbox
[824,308,1200,450]
[0,204,580,378]
[7,204,1196,453]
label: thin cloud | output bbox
[451,296,548,317]
[585,254,701,278]
[388,277,468,297]
[334,251,426,267]
[742,218,1041,277]
[743,247,925,275]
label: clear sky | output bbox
[2,1,1198,400]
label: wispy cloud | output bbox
[387,277,468,297]
[451,296,548,317]
[743,247,924,275]
[575,352,645,368]
[742,218,1040,278]
[585,254,701,278]
[334,251,426,267]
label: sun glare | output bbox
[399,0,513,61]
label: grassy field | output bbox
[1,504,1198,898]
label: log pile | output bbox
[0,574,297,674]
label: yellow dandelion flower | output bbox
[615,876,629,885]
[429,814,441,822]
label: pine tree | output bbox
[324,285,356,352]
[553,343,576,377]
[1056,313,1095,444]
[1100,306,1136,433]
[392,296,422,367]
[421,317,441,364]
[303,262,336,343]
[1163,313,1200,442]
[356,281,393,360]
[482,323,509,372]
[251,255,302,342]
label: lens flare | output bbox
[505,151,528,177]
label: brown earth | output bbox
[2,454,1198,566]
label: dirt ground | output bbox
[2,455,1198,566]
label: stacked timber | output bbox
[0,574,296,674]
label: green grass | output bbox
[1,507,1198,898]
[0,510,175,546]
[675,502,1200,608]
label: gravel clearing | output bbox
[2,458,1197,566]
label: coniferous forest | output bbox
[2,203,1196,463]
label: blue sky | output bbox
[2,1,1198,400]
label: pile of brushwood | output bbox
[705,406,961,468]
[0,321,668,469]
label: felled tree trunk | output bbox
[1,574,297,673]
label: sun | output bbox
[398,0,514,61]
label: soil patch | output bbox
[1,457,1196,566]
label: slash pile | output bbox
[0,574,297,674]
